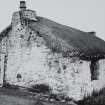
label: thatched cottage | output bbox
[0,1,105,100]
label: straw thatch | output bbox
[1,16,105,61]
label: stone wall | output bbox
[7,11,92,100]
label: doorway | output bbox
[0,54,5,87]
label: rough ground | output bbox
[0,88,77,105]
[0,95,34,105]
[0,88,35,105]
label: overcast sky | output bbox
[0,0,105,40]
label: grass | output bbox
[77,87,105,105]
[0,88,35,105]
[2,83,105,105]
[0,87,77,105]
[0,95,35,105]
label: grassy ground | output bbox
[0,88,35,105]
[0,87,77,105]
[0,95,35,105]
[1,87,105,105]
[77,87,105,105]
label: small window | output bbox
[17,74,22,82]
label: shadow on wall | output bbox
[28,84,52,94]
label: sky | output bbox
[0,0,105,40]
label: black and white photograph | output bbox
[0,0,105,105]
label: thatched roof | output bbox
[29,17,105,60]
[0,16,105,61]
[0,25,12,41]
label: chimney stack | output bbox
[20,1,26,10]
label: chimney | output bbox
[20,1,26,10]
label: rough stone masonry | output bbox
[0,1,105,100]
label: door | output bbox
[0,54,5,87]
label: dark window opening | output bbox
[17,74,22,82]
[17,74,22,79]
[90,60,99,81]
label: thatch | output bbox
[29,16,105,60]
[0,25,12,42]
[1,16,105,61]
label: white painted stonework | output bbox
[0,10,105,100]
